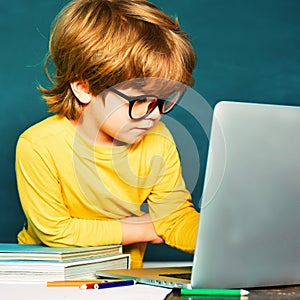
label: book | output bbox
[0,243,122,261]
[0,253,130,282]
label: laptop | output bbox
[96,101,300,289]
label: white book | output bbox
[0,254,130,282]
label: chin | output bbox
[118,134,144,145]
[128,137,143,145]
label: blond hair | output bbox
[39,0,196,119]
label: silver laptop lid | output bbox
[192,101,300,288]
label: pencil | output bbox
[80,279,136,290]
[181,288,250,296]
[47,279,113,287]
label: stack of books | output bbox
[0,243,130,282]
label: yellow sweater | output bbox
[16,115,199,267]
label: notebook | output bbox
[0,243,122,261]
[96,101,300,289]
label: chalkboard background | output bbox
[0,0,299,261]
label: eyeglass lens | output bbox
[130,92,180,119]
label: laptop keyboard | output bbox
[159,272,191,280]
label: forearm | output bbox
[22,209,162,247]
[152,202,200,253]
[120,214,164,245]
[23,214,123,247]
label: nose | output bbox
[145,105,161,120]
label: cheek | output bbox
[101,105,132,133]
[100,95,128,122]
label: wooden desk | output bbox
[144,262,300,299]
[166,285,300,299]
[0,281,299,299]
[1,262,299,299]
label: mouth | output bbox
[132,127,152,136]
[137,127,152,131]
[131,121,155,135]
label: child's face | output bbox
[72,79,185,146]
[102,88,163,145]
[81,87,162,146]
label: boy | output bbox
[16,0,200,268]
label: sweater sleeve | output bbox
[16,137,122,247]
[146,127,200,253]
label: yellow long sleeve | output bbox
[16,115,199,267]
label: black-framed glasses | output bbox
[107,86,185,120]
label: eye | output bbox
[136,97,157,103]
[136,98,149,103]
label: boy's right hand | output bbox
[120,213,164,245]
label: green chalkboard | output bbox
[0,0,299,262]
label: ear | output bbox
[70,81,93,104]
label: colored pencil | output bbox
[181,288,250,296]
[47,279,113,287]
[80,279,136,290]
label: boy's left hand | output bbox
[120,213,164,245]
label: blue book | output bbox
[0,243,122,261]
